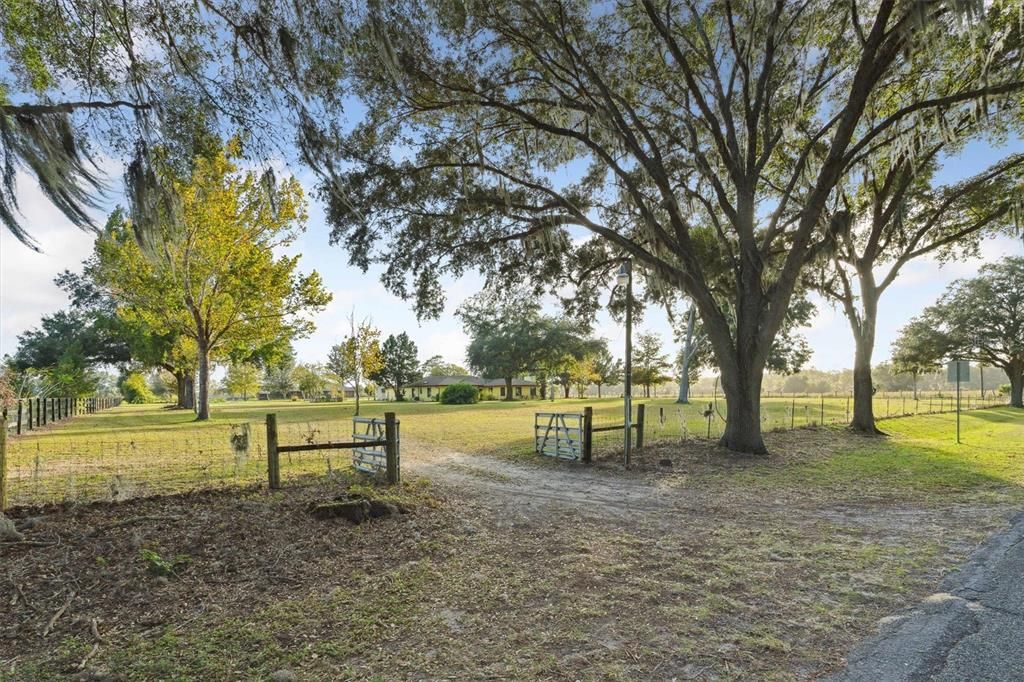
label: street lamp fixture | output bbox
[616,263,630,287]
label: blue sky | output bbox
[1,138,1022,374]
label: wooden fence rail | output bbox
[6,396,122,436]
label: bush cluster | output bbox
[119,372,156,404]
[439,382,479,404]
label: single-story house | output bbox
[258,390,305,400]
[319,384,361,401]
[408,375,538,401]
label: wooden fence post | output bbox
[16,400,22,435]
[0,407,7,511]
[635,403,646,450]
[582,406,593,463]
[27,399,33,430]
[384,412,399,485]
[266,413,280,490]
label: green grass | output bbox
[3,396,1014,507]
[717,408,1024,504]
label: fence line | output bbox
[5,396,122,435]
[0,393,1011,510]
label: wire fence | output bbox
[1,417,369,509]
[586,393,1009,450]
[0,393,1010,509]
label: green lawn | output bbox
[3,395,1012,507]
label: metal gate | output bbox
[534,412,583,460]
[352,416,399,474]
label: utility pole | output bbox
[618,260,633,467]
[956,358,962,444]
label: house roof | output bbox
[408,375,537,388]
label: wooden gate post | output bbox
[0,407,8,511]
[266,413,280,490]
[582,406,593,463]
[635,403,646,450]
[384,412,399,485]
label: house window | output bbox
[530,387,537,398]
[427,387,432,397]
[500,386,506,397]
[516,387,522,397]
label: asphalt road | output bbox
[827,512,1024,681]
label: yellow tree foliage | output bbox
[95,139,331,419]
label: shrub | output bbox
[439,382,479,404]
[120,372,156,404]
[998,384,1011,396]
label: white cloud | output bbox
[0,168,119,357]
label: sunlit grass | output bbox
[5,396,1015,507]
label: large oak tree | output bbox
[817,153,1023,433]
[894,257,1024,408]
[293,0,1023,452]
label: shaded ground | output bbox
[3,415,1024,680]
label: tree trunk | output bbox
[175,373,187,408]
[677,372,690,403]
[597,383,602,398]
[718,361,767,454]
[847,274,882,434]
[505,376,514,401]
[563,382,570,399]
[196,343,211,421]
[354,377,361,415]
[173,368,192,405]
[169,370,194,409]
[677,306,696,404]
[850,334,882,433]
[912,373,918,401]
[1010,370,1023,408]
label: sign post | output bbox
[946,360,970,444]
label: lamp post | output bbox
[617,260,633,466]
